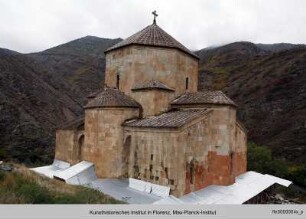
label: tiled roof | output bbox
[171,91,237,107]
[84,87,140,109]
[123,109,209,128]
[132,80,174,92]
[105,23,199,59]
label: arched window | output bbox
[123,135,131,177]
[116,74,120,89]
[78,134,84,159]
[185,77,189,90]
[123,135,131,164]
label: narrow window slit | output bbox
[116,74,120,88]
[185,77,189,90]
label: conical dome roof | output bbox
[105,23,198,59]
[84,87,140,109]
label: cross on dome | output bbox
[152,10,158,24]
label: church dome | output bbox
[84,87,140,109]
[105,23,199,59]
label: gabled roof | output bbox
[171,91,237,107]
[84,87,140,109]
[124,109,209,128]
[105,23,199,59]
[132,80,174,92]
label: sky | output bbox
[0,0,306,53]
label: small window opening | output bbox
[116,74,120,89]
[230,151,234,173]
[170,179,175,185]
[185,77,189,90]
[78,134,84,159]
[190,163,194,184]
[151,154,153,161]
[133,165,139,178]
[165,167,168,178]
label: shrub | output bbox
[247,142,306,188]
[0,148,7,159]
[247,142,272,173]
[287,165,306,187]
[266,159,288,178]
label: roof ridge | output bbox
[84,87,140,109]
[171,90,237,107]
[105,23,199,59]
[218,91,234,103]
[124,109,208,128]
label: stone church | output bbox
[54,18,247,197]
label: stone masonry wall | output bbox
[124,106,247,197]
[105,46,198,98]
[123,127,186,196]
[232,123,247,176]
[183,106,238,193]
[124,115,213,197]
[131,90,176,117]
[55,130,84,165]
[83,108,139,178]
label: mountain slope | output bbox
[256,43,306,53]
[197,42,306,162]
[0,36,122,164]
[0,49,83,163]
[29,36,122,103]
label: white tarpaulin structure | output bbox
[85,178,172,204]
[31,159,70,178]
[129,178,170,197]
[53,161,96,185]
[32,160,292,204]
[88,179,161,204]
[154,171,292,205]
[32,160,96,185]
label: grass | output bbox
[247,142,306,203]
[0,163,124,204]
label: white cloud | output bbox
[0,0,305,53]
